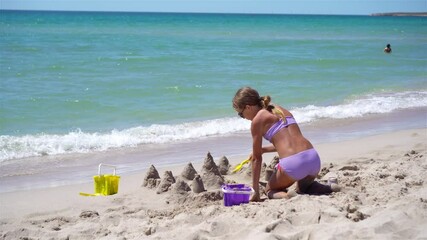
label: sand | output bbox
[1,128,426,240]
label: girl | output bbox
[233,87,335,201]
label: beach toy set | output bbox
[221,184,254,206]
[80,163,120,197]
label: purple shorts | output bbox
[276,148,321,181]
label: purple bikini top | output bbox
[263,116,297,142]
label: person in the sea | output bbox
[384,44,392,53]
[232,87,337,201]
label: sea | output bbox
[1,10,426,192]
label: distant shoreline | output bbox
[371,12,427,17]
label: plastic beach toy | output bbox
[79,163,120,197]
[221,184,254,206]
[231,159,250,173]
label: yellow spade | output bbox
[231,159,251,173]
[80,163,120,197]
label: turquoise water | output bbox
[1,11,427,161]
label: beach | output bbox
[1,127,426,239]
[1,11,426,240]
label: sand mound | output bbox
[218,156,230,175]
[192,174,206,193]
[157,171,176,194]
[171,178,191,194]
[181,162,198,180]
[201,152,224,189]
[142,165,161,189]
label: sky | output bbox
[0,0,426,15]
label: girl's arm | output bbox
[250,117,264,202]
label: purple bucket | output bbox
[221,184,254,206]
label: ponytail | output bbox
[259,96,271,109]
[260,95,285,120]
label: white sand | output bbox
[1,128,426,239]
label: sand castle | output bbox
[218,156,230,175]
[140,150,294,207]
[142,165,161,189]
[201,152,225,189]
[181,162,197,180]
[192,174,206,193]
[142,152,232,197]
[171,179,191,194]
[157,171,176,194]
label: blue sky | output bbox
[1,0,426,15]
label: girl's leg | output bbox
[297,175,333,195]
[266,168,295,199]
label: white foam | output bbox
[0,118,250,161]
[1,90,426,161]
[292,91,427,123]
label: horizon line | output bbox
[2,9,426,17]
[0,9,370,16]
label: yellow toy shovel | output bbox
[232,159,251,173]
[80,163,120,197]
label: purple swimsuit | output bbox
[263,116,321,181]
[263,117,296,142]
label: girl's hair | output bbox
[232,87,285,119]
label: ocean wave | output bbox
[0,118,250,162]
[1,90,426,161]
[292,91,427,122]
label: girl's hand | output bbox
[250,191,261,202]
